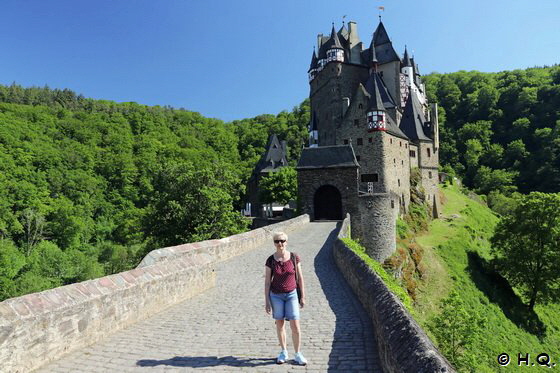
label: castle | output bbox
[296,19,440,262]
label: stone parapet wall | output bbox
[137,214,310,268]
[0,214,310,373]
[333,214,455,373]
[0,253,215,373]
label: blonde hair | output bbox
[272,231,288,241]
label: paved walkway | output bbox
[36,222,381,372]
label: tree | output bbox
[428,291,486,372]
[491,192,560,310]
[259,167,297,206]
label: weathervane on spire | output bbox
[378,6,385,21]
[342,14,346,27]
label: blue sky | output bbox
[1,0,558,122]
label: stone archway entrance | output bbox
[314,185,342,220]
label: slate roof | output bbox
[403,47,412,67]
[308,49,318,72]
[372,21,400,64]
[296,145,359,169]
[255,134,289,173]
[399,91,431,141]
[323,25,344,51]
[364,72,396,110]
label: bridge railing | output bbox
[333,214,455,373]
[0,214,310,373]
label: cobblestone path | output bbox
[36,222,381,372]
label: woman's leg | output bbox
[276,319,287,350]
[270,292,287,350]
[289,319,301,353]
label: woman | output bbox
[264,231,307,365]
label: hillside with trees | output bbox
[424,65,560,210]
[0,84,309,301]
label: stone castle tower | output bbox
[297,19,440,262]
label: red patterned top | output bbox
[266,253,300,294]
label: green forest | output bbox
[1,64,559,303]
[0,84,308,301]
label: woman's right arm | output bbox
[264,266,272,314]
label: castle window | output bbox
[367,110,386,131]
[344,139,349,145]
[410,150,416,158]
[429,171,433,179]
[394,158,396,164]
[427,148,431,157]
[402,160,404,165]
[390,138,393,144]
[391,200,395,208]
[368,137,372,143]
[361,174,378,182]
[358,103,363,110]
[357,138,363,146]
[405,143,408,149]
[398,179,401,187]
[400,141,402,147]
[354,119,359,127]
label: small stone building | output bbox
[245,134,289,217]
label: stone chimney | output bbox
[348,21,362,64]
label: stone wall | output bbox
[137,213,310,267]
[333,214,455,373]
[356,193,397,262]
[0,254,215,373]
[0,215,310,373]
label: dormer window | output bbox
[367,110,386,132]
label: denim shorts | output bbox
[269,289,300,320]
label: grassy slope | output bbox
[413,183,560,372]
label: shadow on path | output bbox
[466,251,546,338]
[137,356,277,368]
[313,222,380,372]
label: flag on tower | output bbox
[378,6,385,11]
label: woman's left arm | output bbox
[296,262,305,308]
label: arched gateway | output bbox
[314,185,342,220]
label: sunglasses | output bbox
[274,239,286,244]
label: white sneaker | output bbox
[276,350,289,364]
[294,352,307,366]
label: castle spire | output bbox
[403,46,412,67]
[308,48,318,82]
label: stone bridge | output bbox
[1,215,453,373]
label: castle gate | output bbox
[314,185,342,220]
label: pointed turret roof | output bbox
[308,49,318,72]
[371,21,400,64]
[364,75,384,112]
[373,21,391,45]
[324,24,344,50]
[338,24,349,41]
[364,72,396,109]
[403,47,412,67]
[256,134,289,173]
[399,91,431,141]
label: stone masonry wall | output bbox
[0,215,310,373]
[333,214,455,373]
[356,193,397,262]
[138,213,310,267]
